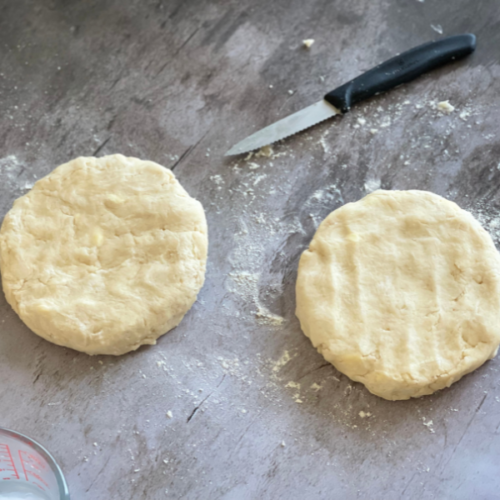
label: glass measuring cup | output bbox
[0,428,70,500]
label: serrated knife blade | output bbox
[225,34,476,156]
[225,100,340,157]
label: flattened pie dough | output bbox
[296,190,500,400]
[0,155,208,355]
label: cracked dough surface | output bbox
[296,190,500,400]
[0,155,208,355]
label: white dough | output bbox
[296,190,500,400]
[0,155,208,355]
[437,100,455,114]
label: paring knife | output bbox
[225,34,476,156]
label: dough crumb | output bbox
[436,100,455,114]
[370,128,378,135]
[209,174,224,186]
[166,411,173,419]
[379,117,391,128]
[288,90,294,95]
[357,117,366,126]
[459,109,471,121]
[319,131,330,154]
[256,306,284,325]
[286,381,301,389]
[422,418,435,433]
[310,383,322,392]
[431,24,443,35]
[280,441,286,447]
[302,39,315,49]
[255,145,274,158]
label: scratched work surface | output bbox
[0,0,499,499]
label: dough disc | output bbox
[0,155,208,355]
[296,190,500,400]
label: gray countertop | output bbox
[1,1,500,499]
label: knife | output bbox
[225,34,476,156]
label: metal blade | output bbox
[225,99,340,156]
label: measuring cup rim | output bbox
[0,427,70,500]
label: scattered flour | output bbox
[0,155,37,214]
[364,178,381,192]
[469,202,500,245]
[210,174,224,185]
[228,271,284,325]
[225,152,304,327]
[379,116,391,128]
[271,350,295,373]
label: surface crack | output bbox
[92,137,111,157]
[171,131,209,171]
[85,453,112,493]
[153,25,202,80]
[441,393,487,472]
[186,374,226,423]
[297,362,332,381]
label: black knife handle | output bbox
[324,34,476,113]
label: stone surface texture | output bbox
[0,1,499,499]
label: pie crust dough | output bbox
[296,190,500,400]
[0,155,208,355]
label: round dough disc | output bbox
[296,190,500,400]
[0,155,208,355]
